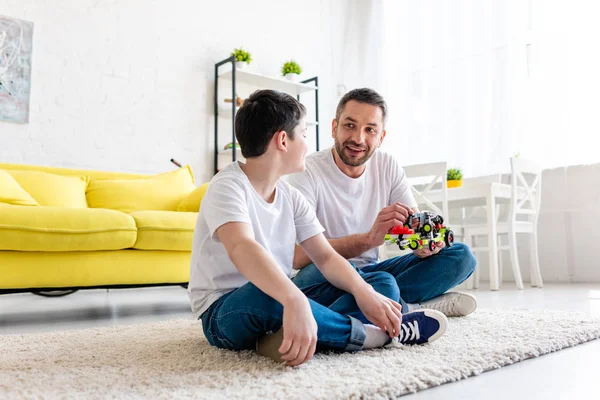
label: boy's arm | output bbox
[216,221,317,367]
[299,233,403,337]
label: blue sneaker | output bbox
[391,309,448,345]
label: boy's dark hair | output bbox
[234,90,306,158]
[335,88,388,127]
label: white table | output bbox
[424,182,525,290]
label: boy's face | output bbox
[285,118,309,174]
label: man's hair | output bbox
[234,90,306,158]
[335,88,388,127]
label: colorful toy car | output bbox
[384,211,455,251]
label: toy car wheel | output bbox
[423,223,433,233]
[409,241,419,250]
[428,240,437,252]
[444,230,455,247]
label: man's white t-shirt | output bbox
[286,148,417,268]
[188,162,324,318]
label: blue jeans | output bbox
[292,243,477,313]
[200,271,399,352]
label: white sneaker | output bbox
[415,292,477,317]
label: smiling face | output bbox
[332,100,387,170]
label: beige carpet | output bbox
[1,308,599,399]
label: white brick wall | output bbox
[0,0,342,183]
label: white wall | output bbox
[0,0,343,183]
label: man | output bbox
[287,88,477,317]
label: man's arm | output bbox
[293,233,371,270]
[300,233,403,336]
[216,222,317,367]
[293,203,413,269]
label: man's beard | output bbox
[334,137,375,167]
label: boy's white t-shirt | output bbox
[286,148,417,268]
[188,162,324,318]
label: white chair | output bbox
[452,174,504,290]
[380,161,449,260]
[402,161,450,223]
[463,158,543,290]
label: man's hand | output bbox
[354,286,403,337]
[413,241,445,258]
[279,295,318,367]
[367,203,412,247]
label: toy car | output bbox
[384,211,455,251]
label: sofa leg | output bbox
[31,290,78,297]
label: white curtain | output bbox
[334,0,599,176]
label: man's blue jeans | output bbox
[200,270,399,352]
[292,243,477,313]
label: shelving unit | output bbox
[214,56,320,175]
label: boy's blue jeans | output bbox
[293,243,477,313]
[200,271,399,352]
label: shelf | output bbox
[214,57,319,175]
[218,69,317,96]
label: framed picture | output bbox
[0,15,34,124]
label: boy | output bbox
[188,90,447,367]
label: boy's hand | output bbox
[354,286,403,337]
[279,295,318,367]
[367,203,412,247]
[413,241,445,258]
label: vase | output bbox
[447,180,463,188]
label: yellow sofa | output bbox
[0,162,209,294]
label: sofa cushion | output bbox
[86,166,196,213]
[130,210,197,251]
[0,170,39,206]
[0,204,137,251]
[8,170,90,208]
[177,183,209,212]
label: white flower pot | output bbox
[284,73,300,82]
[236,61,249,69]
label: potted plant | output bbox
[281,60,302,81]
[447,168,463,188]
[231,48,252,69]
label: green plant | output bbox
[281,60,302,75]
[447,168,463,181]
[231,48,252,64]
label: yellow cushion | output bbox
[130,210,198,251]
[8,170,90,208]
[0,170,39,206]
[177,183,209,212]
[86,166,196,213]
[0,203,137,251]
